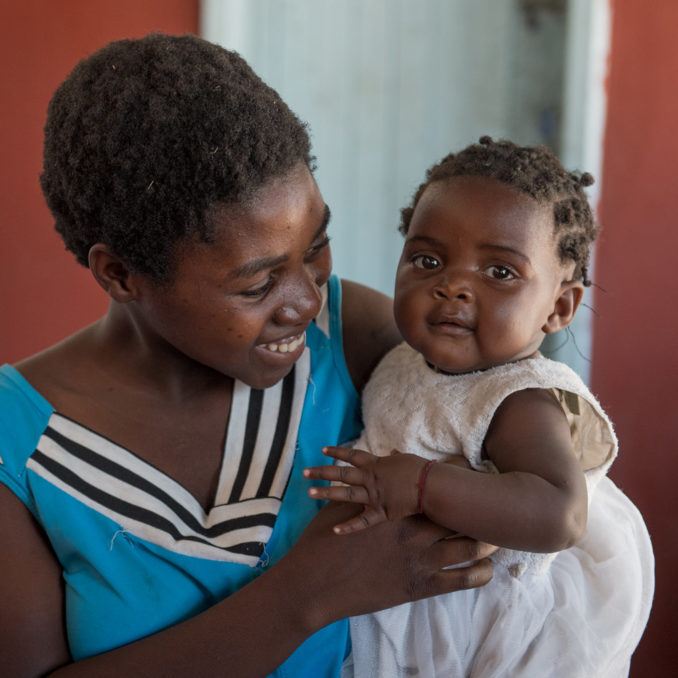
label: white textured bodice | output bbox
[359,343,618,575]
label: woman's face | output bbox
[132,164,332,389]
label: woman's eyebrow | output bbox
[231,204,332,280]
[316,204,331,238]
[232,253,289,279]
[299,204,332,248]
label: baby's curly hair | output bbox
[400,137,598,285]
[41,33,313,281]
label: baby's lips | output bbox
[427,307,475,329]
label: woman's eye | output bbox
[412,254,441,270]
[304,235,332,261]
[241,277,274,298]
[486,265,515,281]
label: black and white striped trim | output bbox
[26,350,311,566]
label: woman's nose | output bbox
[274,277,322,325]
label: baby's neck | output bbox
[424,350,541,376]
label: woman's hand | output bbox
[283,499,496,631]
[0,470,494,678]
[304,446,427,533]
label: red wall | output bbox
[1,0,674,673]
[593,2,678,675]
[0,0,199,363]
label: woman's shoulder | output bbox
[13,324,104,408]
[0,364,54,505]
[0,364,54,435]
[340,279,401,392]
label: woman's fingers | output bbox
[404,536,496,599]
[430,558,495,593]
[308,484,371,505]
[427,535,498,571]
[292,505,496,624]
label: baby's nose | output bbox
[433,277,474,302]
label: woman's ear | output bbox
[542,281,585,335]
[88,244,140,303]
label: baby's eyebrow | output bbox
[478,243,531,264]
[404,235,443,248]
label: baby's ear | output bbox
[542,281,585,334]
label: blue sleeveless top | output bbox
[0,275,360,677]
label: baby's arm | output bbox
[305,388,588,553]
[425,387,588,552]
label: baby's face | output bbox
[394,176,574,374]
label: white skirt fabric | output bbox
[344,477,654,678]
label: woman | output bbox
[0,34,495,676]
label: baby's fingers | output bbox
[333,507,387,535]
[304,464,365,485]
[307,484,370,504]
[322,446,375,467]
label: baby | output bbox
[305,137,653,677]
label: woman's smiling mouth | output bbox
[260,332,306,354]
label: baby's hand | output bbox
[304,446,427,534]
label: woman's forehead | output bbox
[209,163,321,229]
[174,166,328,276]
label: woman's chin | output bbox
[242,343,307,389]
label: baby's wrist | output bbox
[416,459,437,514]
[394,453,431,517]
[378,452,431,519]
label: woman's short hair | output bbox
[41,33,313,281]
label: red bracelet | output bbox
[417,460,436,514]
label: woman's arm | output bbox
[307,388,588,554]
[341,279,401,392]
[0,486,494,678]
[0,486,70,677]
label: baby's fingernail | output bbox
[322,447,328,454]
[333,526,342,534]
[303,469,310,477]
[309,488,318,496]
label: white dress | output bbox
[344,343,654,678]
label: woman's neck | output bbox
[95,302,230,403]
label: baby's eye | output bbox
[412,254,441,270]
[485,265,516,281]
